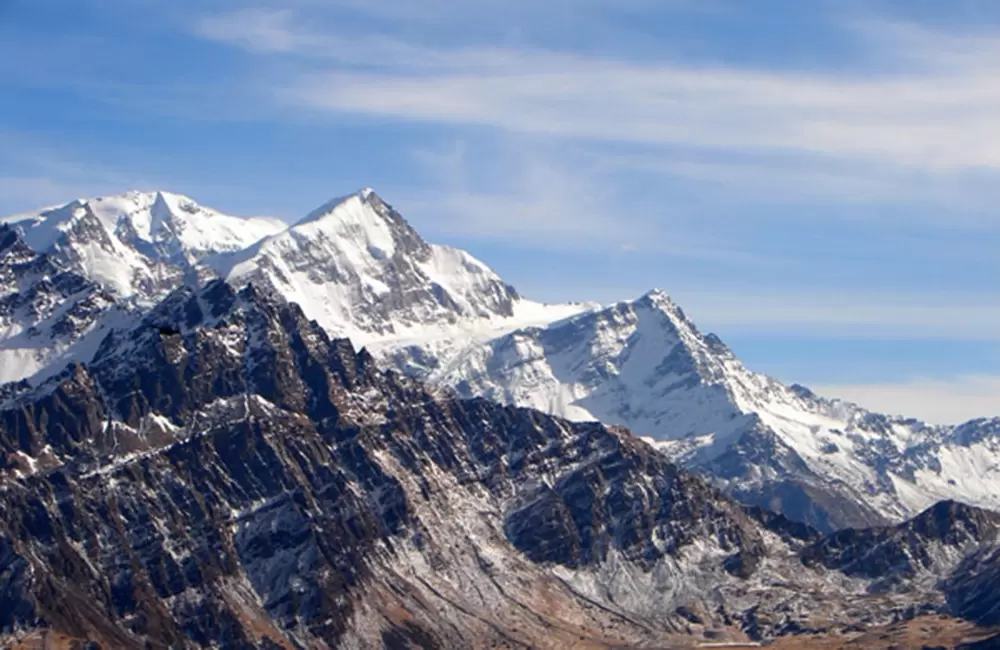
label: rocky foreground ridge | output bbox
[0,280,999,648]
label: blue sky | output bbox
[1,0,999,423]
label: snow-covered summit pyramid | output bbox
[210,189,586,346]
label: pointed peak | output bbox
[40,197,90,218]
[291,188,412,243]
[630,287,734,354]
[59,189,210,216]
[636,288,686,319]
[641,288,673,303]
[149,190,174,219]
[295,189,376,228]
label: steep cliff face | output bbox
[0,281,998,649]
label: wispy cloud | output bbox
[673,291,1000,340]
[186,6,1000,238]
[193,0,701,54]
[391,136,777,263]
[195,12,1000,172]
[813,375,1000,425]
[288,55,1000,172]
[196,9,304,54]
[604,154,1000,220]
[399,139,660,252]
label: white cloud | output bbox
[812,375,1000,425]
[674,291,1000,341]
[187,8,1000,232]
[289,59,1000,172]
[196,9,304,54]
[247,18,1000,173]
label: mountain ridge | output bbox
[1,188,998,537]
[0,189,287,299]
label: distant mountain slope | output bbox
[0,225,128,384]
[421,287,1000,531]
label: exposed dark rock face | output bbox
[503,442,764,571]
[800,500,1000,595]
[706,423,893,533]
[0,280,998,648]
[946,544,1000,626]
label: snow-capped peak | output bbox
[639,287,671,303]
[288,189,407,261]
[1,190,287,300]
[295,188,376,225]
[212,189,528,345]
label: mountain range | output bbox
[1,188,999,647]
